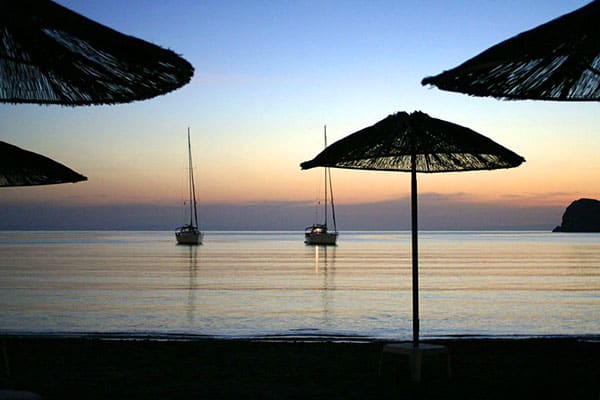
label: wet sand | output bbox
[1,336,599,399]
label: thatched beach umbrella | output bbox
[421,0,600,101]
[0,0,194,105]
[301,111,525,345]
[1,0,194,186]
[0,140,87,186]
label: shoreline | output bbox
[1,336,599,399]
[2,331,600,342]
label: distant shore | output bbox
[1,336,599,399]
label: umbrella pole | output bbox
[411,155,419,346]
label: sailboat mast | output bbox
[328,160,337,233]
[323,125,328,227]
[187,127,198,227]
[187,129,193,226]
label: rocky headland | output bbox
[553,198,600,232]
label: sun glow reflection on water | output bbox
[0,231,598,339]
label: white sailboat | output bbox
[305,126,338,245]
[175,128,204,245]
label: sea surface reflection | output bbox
[0,231,599,339]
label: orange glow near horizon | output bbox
[2,101,598,212]
[2,156,592,211]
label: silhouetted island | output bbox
[553,198,600,232]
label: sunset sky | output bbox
[1,0,598,230]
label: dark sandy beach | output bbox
[1,336,599,399]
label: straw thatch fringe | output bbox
[301,112,525,172]
[421,0,600,101]
[0,140,87,186]
[0,0,193,105]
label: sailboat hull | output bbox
[305,232,337,245]
[304,225,337,245]
[176,229,203,245]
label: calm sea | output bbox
[0,231,598,340]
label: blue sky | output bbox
[1,0,597,230]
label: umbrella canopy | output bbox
[301,111,525,345]
[0,140,87,186]
[421,0,600,101]
[301,111,525,172]
[0,0,194,105]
